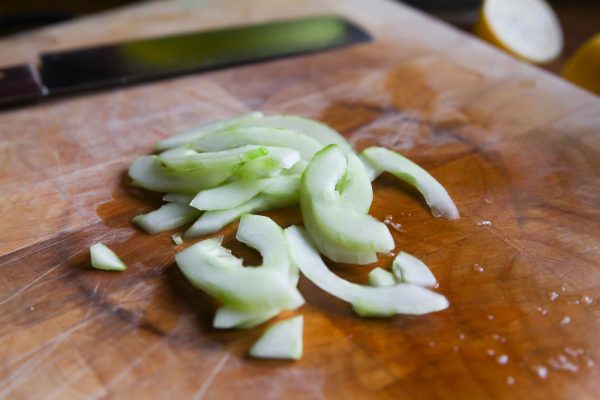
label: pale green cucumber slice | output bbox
[132,203,201,234]
[190,179,272,211]
[90,243,126,271]
[129,156,231,194]
[360,147,459,220]
[283,159,308,176]
[340,152,373,213]
[184,193,297,239]
[159,145,267,172]
[163,193,194,205]
[301,145,393,254]
[368,267,396,287]
[231,147,301,179]
[172,234,183,245]
[155,112,263,150]
[261,175,301,196]
[213,306,280,329]
[392,252,437,288]
[240,114,354,154]
[249,316,303,360]
[176,237,304,311]
[285,226,449,316]
[192,127,322,160]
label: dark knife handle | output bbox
[0,64,47,107]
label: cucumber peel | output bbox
[249,316,303,360]
[90,243,126,271]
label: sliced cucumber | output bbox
[285,226,449,316]
[176,237,304,311]
[184,192,297,239]
[262,175,301,197]
[213,306,280,329]
[159,145,267,172]
[392,252,437,288]
[249,316,303,360]
[360,147,459,220]
[155,112,263,150]
[190,179,271,211]
[192,127,322,160]
[163,193,194,205]
[339,152,373,213]
[171,234,183,245]
[129,156,231,194]
[132,203,201,234]
[368,267,396,287]
[240,115,354,154]
[90,243,126,271]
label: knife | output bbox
[0,15,371,108]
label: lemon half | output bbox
[475,0,563,64]
[562,33,600,95]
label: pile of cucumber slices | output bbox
[91,112,459,360]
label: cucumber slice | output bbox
[90,243,126,271]
[132,203,201,234]
[360,147,459,220]
[285,226,449,316]
[340,152,373,213]
[184,193,297,239]
[171,234,183,245]
[301,145,393,256]
[176,237,304,311]
[283,159,308,176]
[155,112,263,150]
[213,306,280,329]
[240,115,354,154]
[129,156,231,194]
[392,252,437,288]
[262,175,301,197]
[159,145,268,172]
[163,193,194,205]
[368,267,396,287]
[190,179,272,211]
[249,316,303,360]
[192,127,322,160]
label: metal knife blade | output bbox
[0,16,371,107]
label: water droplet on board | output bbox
[560,316,571,326]
[506,376,515,385]
[581,295,593,305]
[564,347,584,357]
[473,263,485,272]
[536,306,548,315]
[497,355,509,365]
[29,306,35,311]
[532,365,548,379]
[487,349,495,357]
[383,215,404,232]
[487,314,495,320]
[458,332,466,340]
[428,341,436,347]
[453,346,460,352]
[476,220,492,226]
[483,197,493,205]
[548,292,559,301]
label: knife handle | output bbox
[0,64,47,107]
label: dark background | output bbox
[0,0,598,75]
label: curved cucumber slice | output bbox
[176,237,304,311]
[360,147,459,220]
[192,127,322,160]
[285,226,448,316]
[301,145,393,256]
[90,243,126,271]
[159,145,267,172]
[240,115,354,155]
[190,179,271,211]
[213,306,280,329]
[184,192,297,239]
[129,156,231,194]
[249,316,303,360]
[340,152,373,213]
[392,252,437,288]
[155,112,263,150]
[132,203,201,234]
[368,267,396,287]
[163,193,194,205]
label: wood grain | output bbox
[0,0,599,398]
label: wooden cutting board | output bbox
[1,0,599,398]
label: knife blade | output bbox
[0,15,371,108]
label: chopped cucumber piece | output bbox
[172,234,183,245]
[340,152,373,213]
[249,316,303,360]
[90,243,126,271]
[129,156,231,194]
[176,237,304,311]
[285,226,449,316]
[213,306,280,329]
[301,145,393,258]
[283,159,308,176]
[392,252,437,288]
[192,127,322,160]
[163,193,194,205]
[360,147,459,220]
[190,179,271,211]
[132,203,201,234]
[368,267,396,287]
[240,115,354,154]
[262,175,301,196]
[184,193,297,239]
[155,112,263,150]
[159,145,268,172]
